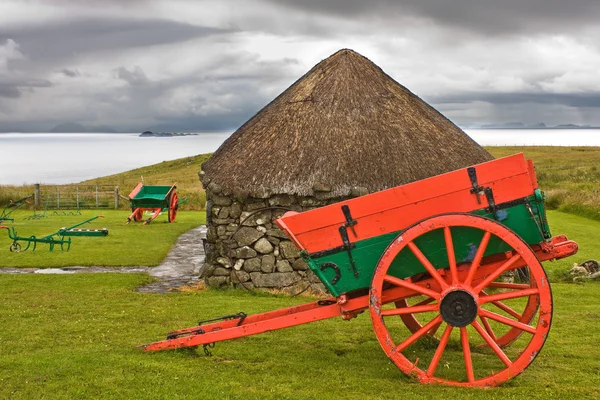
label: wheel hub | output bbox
[440,290,478,327]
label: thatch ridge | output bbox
[201,49,493,197]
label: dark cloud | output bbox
[115,66,150,86]
[60,68,79,77]
[0,79,52,99]
[431,91,600,108]
[0,85,21,98]
[263,0,600,36]
[0,17,231,62]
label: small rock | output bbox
[213,267,230,276]
[268,194,295,207]
[230,202,242,219]
[212,194,232,206]
[233,226,263,247]
[279,241,300,259]
[261,254,275,273]
[218,207,231,219]
[254,238,274,254]
[217,257,231,268]
[233,246,257,259]
[266,228,288,239]
[257,226,267,233]
[250,272,301,288]
[276,260,293,273]
[243,258,262,272]
[206,276,228,287]
[231,270,250,283]
[233,259,244,271]
[292,258,309,271]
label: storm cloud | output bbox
[0,0,599,132]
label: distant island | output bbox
[463,122,600,129]
[139,131,199,137]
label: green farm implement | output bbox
[127,182,178,225]
[0,195,33,223]
[0,215,108,252]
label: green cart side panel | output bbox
[305,194,550,297]
[131,186,173,208]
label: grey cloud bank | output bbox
[0,0,599,132]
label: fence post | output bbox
[57,187,60,209]
[76,186,80,209]
[114,186,119,209]
[96,185,99,208]
[34,184,41,208]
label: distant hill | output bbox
[465,122,599,129]
[49,123,117,133]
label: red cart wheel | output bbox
[168,192,178,223]
[132,208,143,222]
[370,213,552,387]
[394,274,539,348]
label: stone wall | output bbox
[201,189,355,294]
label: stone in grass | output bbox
[243,257,262,272]
[276,260,293,273]
[250,272,301,288]
[254,238,274,254]
[233,226,263,247]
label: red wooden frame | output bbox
[141,235,576,352]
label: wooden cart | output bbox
[141,153,578,387]
[126,182,178,225]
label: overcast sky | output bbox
[1,0,600,132]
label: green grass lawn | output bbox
[0,210,598,399]
[487,146,600,221]
[0,275,598,399]
[0,210,205,268]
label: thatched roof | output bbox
[201,49,493,198]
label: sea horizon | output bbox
[2,129,600,186]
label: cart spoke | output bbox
[407,242,449,290]
[474,254,522,293]
[384,275,441,300]
[479,309,537,334]
[395,315,443,352]
[472,320,512,367]
[444,227,458,285]
[480,288,539,304]
[464,231,492,286]
[487,282,531,290]
[479,316,497,341]
[427,324,453,376]
[427,320,443,336]
[381,304,438,316]
[460,327,475,383]
[480,289,525,321]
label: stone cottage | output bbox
[199,48,493,293]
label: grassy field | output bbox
[1,267,599,398]
[487,146,600,221]
[0,210,204,268]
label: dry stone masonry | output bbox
[201,182,357,294]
